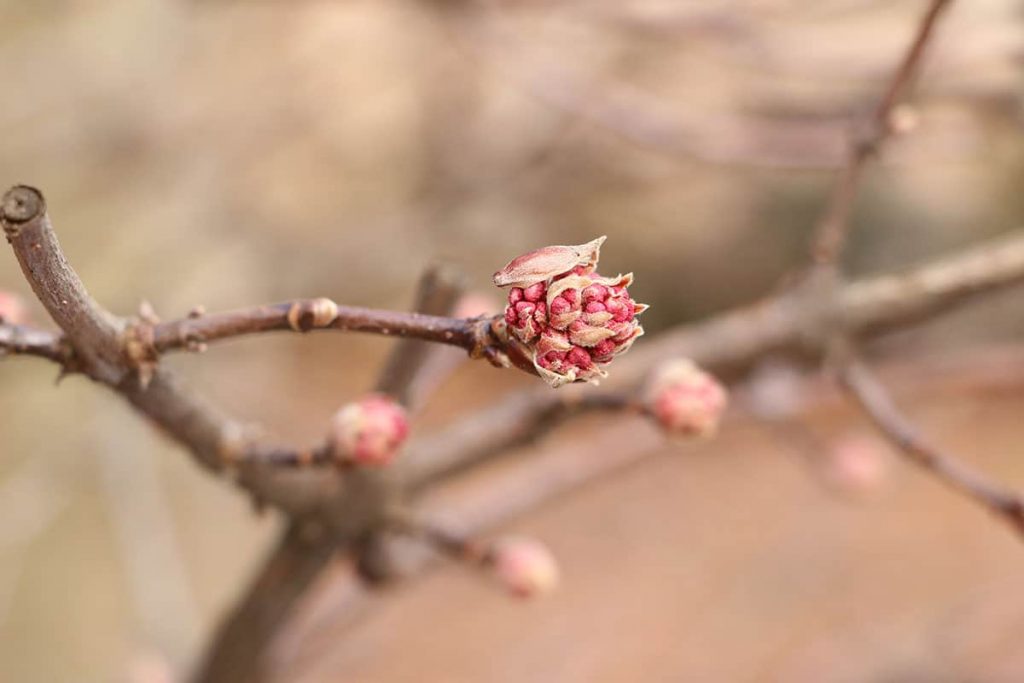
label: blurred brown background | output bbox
[0,1,1023,681]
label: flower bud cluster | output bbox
[494,237,646,387]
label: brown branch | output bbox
[375,264,467,407]
[194,264,468,683]
[1,186,126,383]
[194,523,338,683]
[839,358,1024,536]
[150,300,489,356]
[406,390,638,489]
[0,323,69,364]
[809,0,954,267]
[407,229,1024,487]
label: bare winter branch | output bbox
[0,323,68,364]
[2,186,127,383]
[195,263,469,683]
[839,358,1024,536]
[150,300,488,357]
[810,0,954,267]
[410,230,1024,487]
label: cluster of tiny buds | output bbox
[645,358,728,438]
[329,394,409,467]
[494,237,646,387]
[485,536,560,599]
[0,290,27,326]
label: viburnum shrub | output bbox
[329,394,410,467]
[645,358,728,438]
[493,236,648,387]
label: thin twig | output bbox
[0,323,69,364]
[150,301,488,356]
[406,390,638,490]
[408,230,1024,487]
[839,358,1024,535]
[810,0,954,267]
[194,263,468,683]
[2,186,126,383]
[375,264,467,407]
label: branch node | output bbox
[286,298,339,332]
[0,186,45,237]
[123,322,158,389]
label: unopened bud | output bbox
[646,358,728,437]
[329,394,409,467]
[488,536,559,599]
[888,104,920,135]
[454,292,498,319]
[0,290,27,325]
[287,298,339,332]
[495,238,647,387]
[822,432,889,496]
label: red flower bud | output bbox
[489,536,559,598]
[646,359,728,438]
[495,238,647,387]
[329,394,409,467]
[0,291,27,326]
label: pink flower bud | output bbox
[522,282,546,302]
[454,292,499,319]
[822,433,889,496]
[0,290,27,325]
[489,536,559,599]
[646,359,728,437]
[496,238,647,387]
[329,394,409,467]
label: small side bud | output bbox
[0,290,28,325]
[287,298,339,332]
[487,536,559,599]
[888,104,920,136]
[645,358,728,438]
[329,394,409,467]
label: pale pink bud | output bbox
[822,433,889,496]
[493,236,606,288]
[126,651,175,683]
[489,536,559,599]
[453,292,498,318]
[646,359,728,437]
[0,290,27,325]
[330,394,409,467]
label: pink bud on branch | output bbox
[487,536,559,599]
[494,237,647,387]
[0,290,27,326]
[646,358,728,438]
[329,394,410,467]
